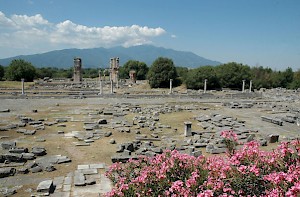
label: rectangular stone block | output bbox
[89,163,105,169]
[74,172,85,186]
[37,180,54,194]
[77,165,89,170]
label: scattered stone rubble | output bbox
[1,88,300,195]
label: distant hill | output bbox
[0,45,221,68]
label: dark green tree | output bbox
[82,68,99,78]
[5,59,37,81]
[119,60,148,80]
[147,57,178,88]
[216,62,251,90]
[250,66,274,89]
[176,67,189,82]
[0,65,4,80]
[185,66,221,90]
[289,69,300,89]
[36,67,56,79]
[282,67,294,88]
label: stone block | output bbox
[1,141,16,150]
[37,180,54,195]
[97,119,107,124]
[268,134,279,143]
[74,172,86,186]
[0,167,16,178]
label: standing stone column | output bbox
[249,80,252,93]
[169,79,173,94]
[242,80,245,93]
[99,80,103,95]
[204,79,207,93]
[116,74,119,89]
[21,78,25,95]
[84,79,87,88]
[110,80,114,94]
[184,122,192,137]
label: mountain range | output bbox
[0,45,221,68]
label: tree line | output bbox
[0,58,299,90]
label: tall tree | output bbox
[176,66,189,82]
[185,66,220,90]
[216,62,251,90]
[147,57,178,88]
[0,65,4,80]
[119,60,148,80]
[5,59,37,81]
[289,69,300,89]
[251,66,274,89]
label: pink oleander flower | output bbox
[221,130,238,141]
[197,190,214,197]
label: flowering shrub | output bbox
[220,130,239,156]
[106,131,300,197]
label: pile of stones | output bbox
[0,141,71,179]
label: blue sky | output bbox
[0,0,299,70]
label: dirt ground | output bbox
[0,81,300,196]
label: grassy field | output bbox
[0,81,34,88]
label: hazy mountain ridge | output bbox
[0,45,221,68]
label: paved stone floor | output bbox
[47,163,112,197]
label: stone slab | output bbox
[74,172,85,186]
[89,163,105,169]
[63,184,71,192]
[64,176,72,185]
[77,164,90,170]
[37,180,53,193]
[78,168,98,175]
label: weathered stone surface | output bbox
[74,142,90,146]
[57,130,65,134]
[116,145,125,153]
[85,178,96,185]
[1,141,16,150]
[97,119,107,124]
[9,147,28,154]
[32,147,46,156]
[16,128,26,133]
[37,180,54,194]
[21,153,36,160]
[31,165,43,173]
[111,154,138,163]
[44,121,57,126]
[261,116,283,126]
[104,131,112,137]
[2,153,24,162]
[268,134,279,143]
[17,167,29,174]
[28,121,43,125]
[123,143,134,152]
[0,187,16,196]
[0,167,16,178]
[56,118,68,123]
[246,134,255,142]
[57,156,72,164]
[44,164,56,172]
[109,139,116,144]
[151,147,163,154]
[0,109,10,113]
[24,130,36,135]
[74,172,85,186]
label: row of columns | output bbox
[19,78,253,95]
[242,80,253,93]
[98,79,115,95]
[169,79,252,94]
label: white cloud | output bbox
[0,11,166,58]
[171,34,177,38]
